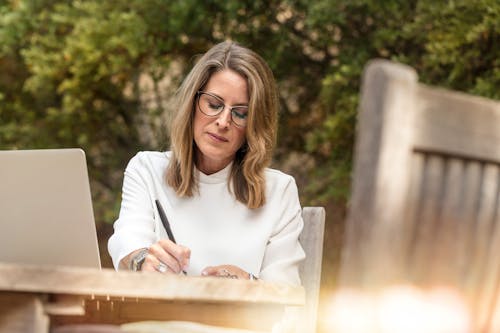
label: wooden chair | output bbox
[298,207,325,333]
[339,59,500,331]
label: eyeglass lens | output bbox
[197,92,248,127]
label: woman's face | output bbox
[193,69,248,174]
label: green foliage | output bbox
[0,0,498,227]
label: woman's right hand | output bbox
[121,239,190,274]
[142,239,191,274]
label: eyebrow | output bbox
[206,92,249,107]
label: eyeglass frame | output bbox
[195,91,249,127]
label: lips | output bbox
[207,132,229,143]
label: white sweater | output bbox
[108,151,305,285]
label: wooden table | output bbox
[0,262,304,333]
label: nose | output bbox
[216,106,232,128]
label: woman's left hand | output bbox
[201,265,251,279]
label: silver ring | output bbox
[157,262,168,273]
[220,268,238,279]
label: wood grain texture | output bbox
[0,263,304,305]
[340,59,418,287]
[298,207,325,333]
[340,59,500,332]
[0,263,304,332]
[0,292,48,333]
[51,300,283,330]
[414,85,500,164]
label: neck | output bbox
[196,155,234,175]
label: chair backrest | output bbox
[299,206,325,333]
[339,59,500,331]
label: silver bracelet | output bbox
[249,273,259,281]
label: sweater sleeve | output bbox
[259,177,306,285]
[107,153,157,269]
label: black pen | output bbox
[155,199,187,275]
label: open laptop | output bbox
[0,148,101,268]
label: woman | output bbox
[108,41,305,285]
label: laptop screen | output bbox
[0,149,101,269]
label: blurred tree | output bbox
[1,0,498,273]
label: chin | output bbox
[199,146,235,163]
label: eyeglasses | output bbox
[196,91,248,127]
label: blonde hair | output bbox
[166,41,278,209]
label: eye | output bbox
[232,108,248,119]
[205,97,224,110]
[209,102,223,110]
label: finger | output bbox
[202,265,249,279]
[140,253,172,274]
[148,242,182,273]
[155,261,168,273]
[201,266,219,276]
[141,253,164,272]
[158,239,191,270]
[202,265,235,278]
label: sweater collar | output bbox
[195,162,233,184]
